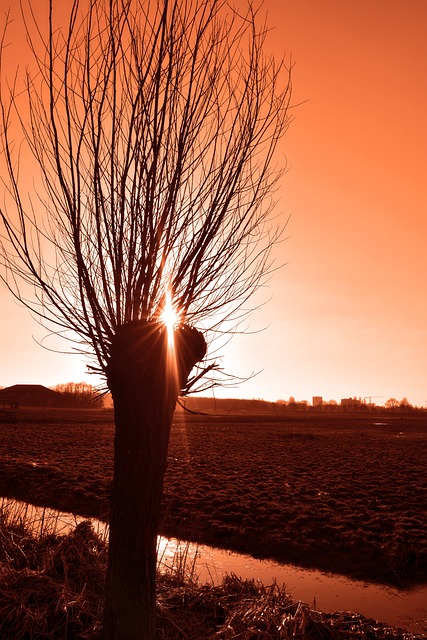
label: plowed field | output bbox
[0,408,425,587]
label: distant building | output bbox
[312,396,323,407]
[0,384,62,409]
[340,397,363,408]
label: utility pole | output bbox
[364,396,384,405]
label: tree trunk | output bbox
[103,321,206,640]
[103,386,175,639]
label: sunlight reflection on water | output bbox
[3,499,426,634]
[158,537,427,635]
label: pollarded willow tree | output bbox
[0,0,292,637]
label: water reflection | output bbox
[2,499,426,634]
[159,538,426,635]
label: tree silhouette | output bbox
[385,398,399,409]
[0,0,292,637]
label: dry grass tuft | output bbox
[157,574,424,640]
[0,502,106,639]
[0,500,424,639]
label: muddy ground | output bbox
[0,408,425,587]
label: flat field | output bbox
[0,408,426,587]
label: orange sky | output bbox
[1,0,426,406]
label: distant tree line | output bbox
[174,395,426,414]
[384,397,414,410]
[52,382,103,409]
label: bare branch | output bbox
[0,0,292,385]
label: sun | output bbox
[160,289,179,346]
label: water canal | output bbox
[3,498,426,635]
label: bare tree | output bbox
[0,0,292,637]
[385,398,399,409]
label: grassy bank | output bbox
[0,501,423,639]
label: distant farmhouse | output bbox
[0,384,62,409]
